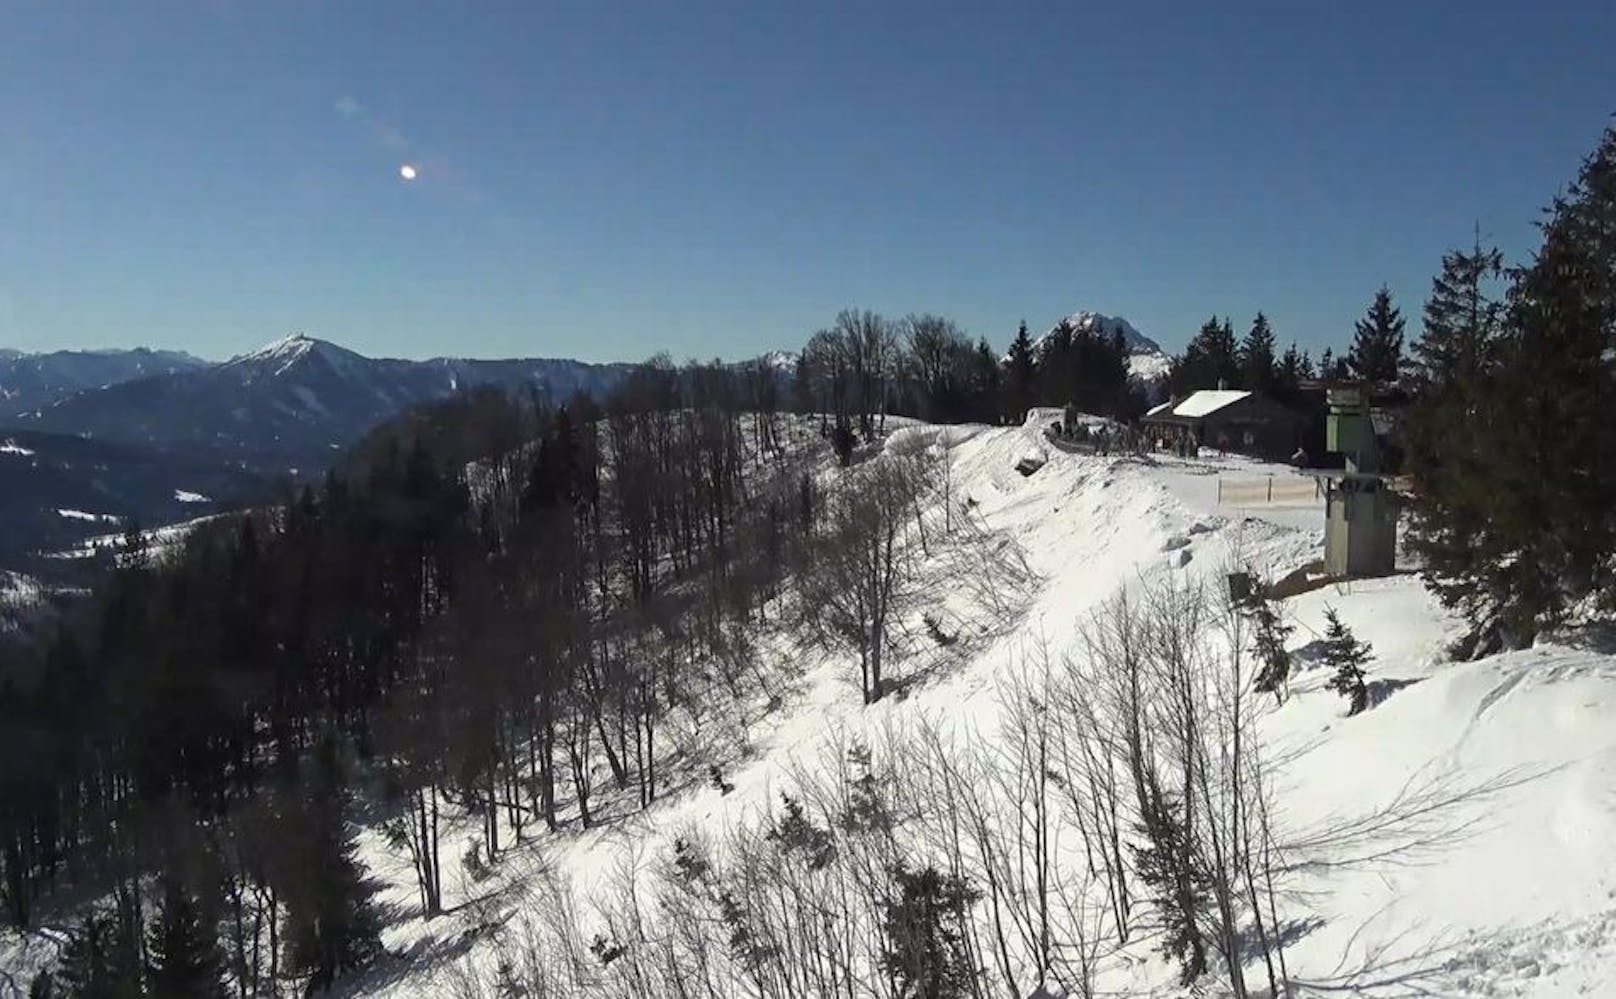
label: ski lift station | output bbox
[1313,383,1398,577]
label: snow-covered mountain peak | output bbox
[1016,310,1172,385]
[228,333,365,378]
[1044,310,1163,356]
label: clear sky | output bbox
[3,2,1613,363]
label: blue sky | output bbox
[3,2,1613,363]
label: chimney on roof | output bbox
[1217,378,1226,391]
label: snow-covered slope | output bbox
[346,423,1616,996]
[6,421,1611,997]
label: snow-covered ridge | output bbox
[1040,309,1163,355]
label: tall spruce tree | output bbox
[282,737,380,993]
[1405,125,1616,646]
[1484,123,1616,638]
[1004,320,1037,424]
[1404,236,1508,632]
[1347,287,1406,383]
[57,908,144,999]
[1276,342,1309,402]
[1212,317,1239,387]
[147,874,227,998]
[1409,235,1506,394]
[1239,312,1279,393]
[1169,316,1241,395]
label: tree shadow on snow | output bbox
[1291,638,1332,671]
[1365,676,1423,710]
[1545,619,1616,654]
[1283,910,1565,999]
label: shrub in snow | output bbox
[1236,576,1294,702]
[1321,607,1372,716]
[879,864,981,999]
[766,793,836,871]
[708,764,735,796]
[463,839,492,883]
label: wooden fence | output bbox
[1217,474,1321,507]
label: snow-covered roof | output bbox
[1145,400,1173,418]
[1148,389,1252,420]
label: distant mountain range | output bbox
[14,335,633,474]
[2,347,207,416]
[0,336,634,566]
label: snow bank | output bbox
[55,509,118,523]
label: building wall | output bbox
[1198,396,1302,460]
[1139,393,1305,461]
[1324,479,1398,576]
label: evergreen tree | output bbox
[1276,341,1308,401]
[1004,320,1037,424]
[1241,584,1294,702]
[1347,286,1406,383]
[1482,124,1616,638]
[146,874,227,998]
[1318,347,1343,380]
[970,338,1002,424]
[1132,783,1207,985]
[1408,235,1506,394]
[879,865,980,999]
[1239,312,1279,393]
[282,737,380,992]
[1320,608,1372,716]
[1406,125,1616,646]
[1214,318,1239,385]
[57,909,144,999]
[1169,316,1241,395]
[57,916,113,999]
[1404,236,1508,631]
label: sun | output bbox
[399,164,418,181]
